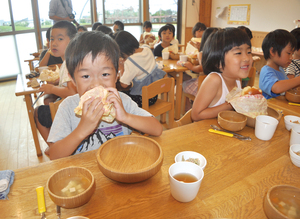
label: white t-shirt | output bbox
[58,61,71,87]
[120,47,156,85]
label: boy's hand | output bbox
[39,83,54,95]
[106,87,128,123]
[78,97,105,137]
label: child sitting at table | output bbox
[285,27,300,79]
[114,30,166,107]
[189,22,206,51]
[259,29,300,99]
[153,25,179,60]
[39,27,63,67]
[47,31,163,160]
[191,28,253,121]
[34,21,77,150]
[139,21,156,44]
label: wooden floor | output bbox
[0,73,260,171]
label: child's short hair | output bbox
[237,26,253,40]
[65,31,120,79]
[92,22,102,31]
[202,28,251,75]
[114,30,139,59]
[158,25,174,40]
[199,27,219,52]
[113,20,124,31]
[46,27,52,41]
[96,25,113,35]
[143,21,152,29]
[291,27,300,51]
[77,25,88,32]
[192,22,207,37]
[166,23,176,37]
[52,21,77,40]
[262,29,296,60]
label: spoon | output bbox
[210,124,250,139]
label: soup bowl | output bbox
[218,111,247,131]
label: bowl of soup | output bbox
[47,166,95,209]
[264,185,300,219]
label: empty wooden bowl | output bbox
[217,111,247,131]
[264,185,300,219]
[47,166,95,209]
[285,87,300,103]
[246,107,282,128]
[96,135,163,183]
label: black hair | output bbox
[113,20,124,31]
[52,21,77,40]
[166,23,176,37]
[46,27,52,41]
[202,28,252,75]
[291,27,300,51]
[237,26,253,40]
[192,22,207,37]
[114,30,139,59]
[65,31,120,79]
[96,25,113,35]
[143,21,152,29]
[92,22,102,31]
[158,25,174,41]
[262,29,297,60]
[199,27,219,52]
[77,25,87,32]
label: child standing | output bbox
[47,31,163,160]
[285,27,300,78]
[114,30,166,107]
[259,29,300,99]
[191,28,253,121]
[153,25,179,60]
[34,21,77,149]
[139,21,156,44]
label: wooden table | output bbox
[3,116,299,218]
[268,96,300,117]
[156,57,188,120]
[15,74,42,156]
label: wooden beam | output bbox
[199,0,212,27]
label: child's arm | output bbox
[39,81,77,98]
[191,74,233,121]
[183,61,203,73]
[272,76,300,94]
[48,97,105,160]
[169,52,179,60]
[39,50,52,67]
[106,87,163,136]
[139,34,144,44]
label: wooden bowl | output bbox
[246,107,282,128]
[47,166,95,209]
[285,87,300,103]
[217,111,247,131]
[96,135,163,183]
[264,185,300,219]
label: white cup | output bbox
[179,55,188,62]
[162,52,169,60]
[169,162,204,202]
[255,115,279,141]
[290,126,300,146]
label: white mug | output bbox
[162,52,169,60]
[255,115,279,141]
[179,55,188,62]
[169,162,204,202]
[290,126,300,146]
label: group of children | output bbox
[34,19,300,160]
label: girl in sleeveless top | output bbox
[191,28,253,121]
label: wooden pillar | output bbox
[199,0,212,27]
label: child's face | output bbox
[160,29,173,43]
[72,53,117,97]
[145,27,152,32]
[50,28,70,59]
[113,24,119,33]
[195,30,204,38]
[272,43,294,68]
[222,44,253,79]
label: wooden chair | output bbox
[49,99,64,120]
[181,74,206,115]
[173,109,192,128]
[142,77,175,129]
[247,67,256,87]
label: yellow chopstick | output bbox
[208,129,233,137]
[288,102,300,106]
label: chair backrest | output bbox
[142,77,175,129]
[198,74,206,89]
[49,98,64,121]
[173,109,192,128]
[247,67,256,87]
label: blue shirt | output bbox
[259,65,288,99]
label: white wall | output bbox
[186,0,200,27]
[211,0,300,32]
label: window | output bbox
[0,1,12,32]
[149,0,177,23]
